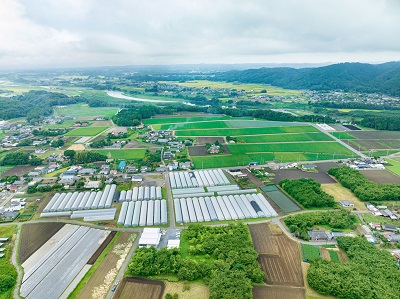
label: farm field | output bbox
[233,132,332,143]
[176,125,318,137]
[95,148,147,160]
[64,126,108,136]
[167,80,302,96]
[253,285,305,299]
[328,250,340,262]
[268,168,337,184]
[330,132,358,139]
[18,222,65,263]
[42,120,76,130]
[249,223,279,254]
[115,277,165,299]
[250,224,304,288]
[76,233,135,299]
[260,185,301,213]
[385,158,400,176]
[321,183,366,210]
[0,225,17,299]
[359,169,400,184]
[162,282,209,299]
[301,244,321,262]
[54,104,118,119]
[259,233,304,287]
[191,141,354,168]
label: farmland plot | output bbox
[253,285,305,299]
[249,223,279,254]
[18,222,65,263]
[115,277,165,299]
[77,233,136,299]
[64,126,108,136]
[258,234,304,287]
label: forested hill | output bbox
[212,62,400,96]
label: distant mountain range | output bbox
[213,62,400,96]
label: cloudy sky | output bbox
[1,0,400,69]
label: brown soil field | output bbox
[321,183,366,210]
[18,222,65,263]
[3,165,36,176]
[115,277,165,299]
[359,170,400,184]
[124,139,160,149]
[77,233,136,299]
[68,144,86,150]
[163,282,209,299]
[320,248,330,261]
[249,223,279,254]
[253,285,305,299]
[342,124,360,130]
[87,231,117,265]
[188,145,207,156]
[91,120,113,127]
[258,234,304,287]
[346,139,400,151]
[196,136,225,145]
[348,130,400,139]
[269,169,336,184]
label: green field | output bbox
[302,244,321,262]
[234,132,332,143]
[228,142,353,155]
[330,132,358,140]
[54,104,118,119]
[176,125,319,137]
[166,80,302,96]
[144,115,232,125]
[159,121,229,131]
[385,158,400,176]
[64,126,108,136]
[328,250,340,262]
[95,149,147,160]
[42,120,76,130]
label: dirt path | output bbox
[12,226,23,299]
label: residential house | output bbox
[308,230,328,241]
[84,181,102,189]
[382,224,398,232]
[78,168,96,176]
[387,234,400,243]
[132,174,143,182]
[328,232,345,240]
[339,200,354,207]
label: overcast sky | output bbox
[1,0,400,69]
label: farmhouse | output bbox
[132,175,143,182]
[382,224,398,232]
[328,232,345,240]
[386,234,400,243]
[78,168,96,176]
[308,230,328,241]
[339,200,354,207]
[84,181,102,189]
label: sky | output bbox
[1,0,400,69]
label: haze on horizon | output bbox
[2,0,400,70]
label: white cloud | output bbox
[1,0,400,68]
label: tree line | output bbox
[279,178,336,208]
[0,152,43,166]
[328,166,400,201]
[308,236,400,299]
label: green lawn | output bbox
[385,158,400,176]
[302,244,321,262]
[64,126,108,136]
[143,115,232,125]
[176,125,319,137]
[330,132,358,140]
[54,104,118,119]
[95,149,147,160]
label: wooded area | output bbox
[308,237,400,299]
[279,178,336,208]
[328,166,400,201]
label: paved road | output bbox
[312,124,367,158]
